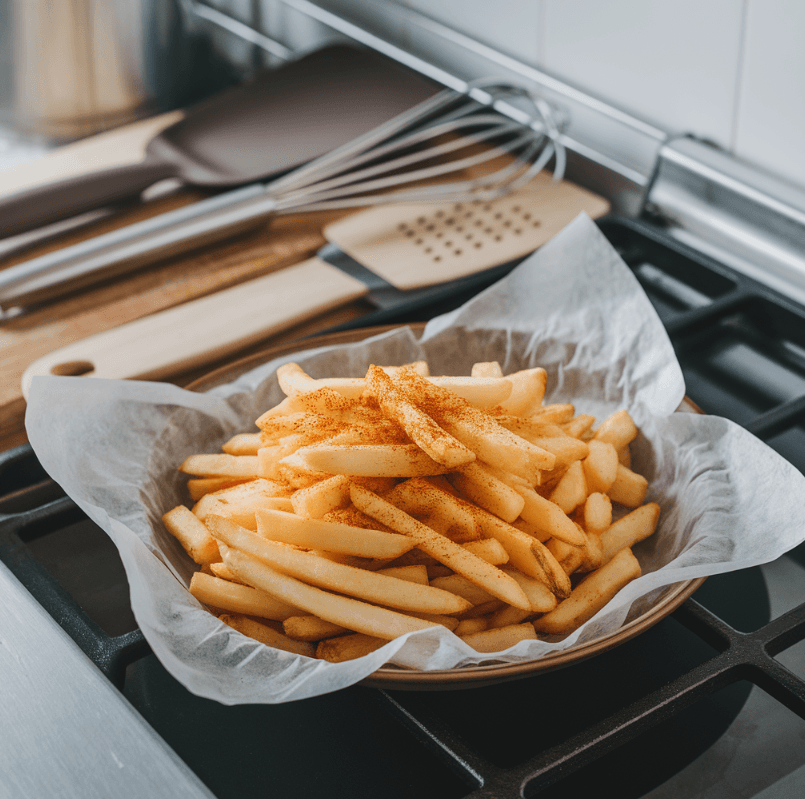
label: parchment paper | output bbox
[25,214,805,704]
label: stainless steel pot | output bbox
[0,0,229,141]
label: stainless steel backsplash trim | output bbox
[192,0,670,216]
[648,136,805,307]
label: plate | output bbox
[186,323,705,690]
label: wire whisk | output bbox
[0,80,565,311]
[267,79,566,214]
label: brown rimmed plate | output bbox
[187,323,705,691]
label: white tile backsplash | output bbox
[402,0,543,65]
[733,0,805,190]
[540,0,743,146]
[276,0,411,50]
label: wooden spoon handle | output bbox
[21,258,368,398]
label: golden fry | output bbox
[561,414,596,439]
[429,573,496,605]
[221,433,263,456]
[187,477,246,501]
[460,622,538,652]
[289,443,450,478]
[454,617,489,636]
[449,462,525,523]
[189,571,300,621]
[593,409,638,450]
[475,509,571,598]
[471,361,503,378]
[350,484,531,611]
[532,547,642,635]
[191,478,292,530]
[179,454,260,479]
[600,503,661,564]
[163,505,220,565]
[516,486,586,546]
[222,546,440,640]
[495,367,547,416]
[530,404,576,424]
[276,362,322,396]
[317,633,386,662]
[255,507,414,559]
[290,474,352,519]
[221,613,316,657]
[283,615,349,642]
[376,565,430,585]
[210,516,470,615]
[527,436,589,469]
[549,460,587,514]
[501,566,557,613]
[582,440,619,494]
[583,492,613,534]
[462,538,509,565]
[608,463,649,508]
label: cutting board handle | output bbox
[21,258,367,398]
[0,156,175,238]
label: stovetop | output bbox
[2,216,805,798]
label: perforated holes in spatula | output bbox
[397,200,541,264]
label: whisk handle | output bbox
[0,183,276,310]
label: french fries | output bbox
[254,508,414,559]
[164,358,660,665]
[210,515,471,615]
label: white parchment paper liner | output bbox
[25,214,805,704]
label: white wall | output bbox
[247,0,805,193]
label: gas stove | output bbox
[3,213,805,798]
[3,4,805,798]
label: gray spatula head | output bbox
[153,44,441,185]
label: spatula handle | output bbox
[0,183,271,310]
[0,157,177,239]
[21,258,368,398]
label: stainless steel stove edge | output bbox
[0,560,213,799]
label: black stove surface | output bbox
[2,216,805,798]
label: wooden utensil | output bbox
[325,172,610,289]
[21,175,609,396]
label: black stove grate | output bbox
[3,216,805,798]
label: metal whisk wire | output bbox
[268,80,566,214]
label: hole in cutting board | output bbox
[399,200,542,264]
[50,360,95,377]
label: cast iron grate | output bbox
[2,217,805,797]
[2,442,803,797]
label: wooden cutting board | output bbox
[18,173,610,392]
[0,200,366,452]
[0,117,363,452]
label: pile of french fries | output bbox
[163,359,660,664]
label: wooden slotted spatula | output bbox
[21,175,609,398]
